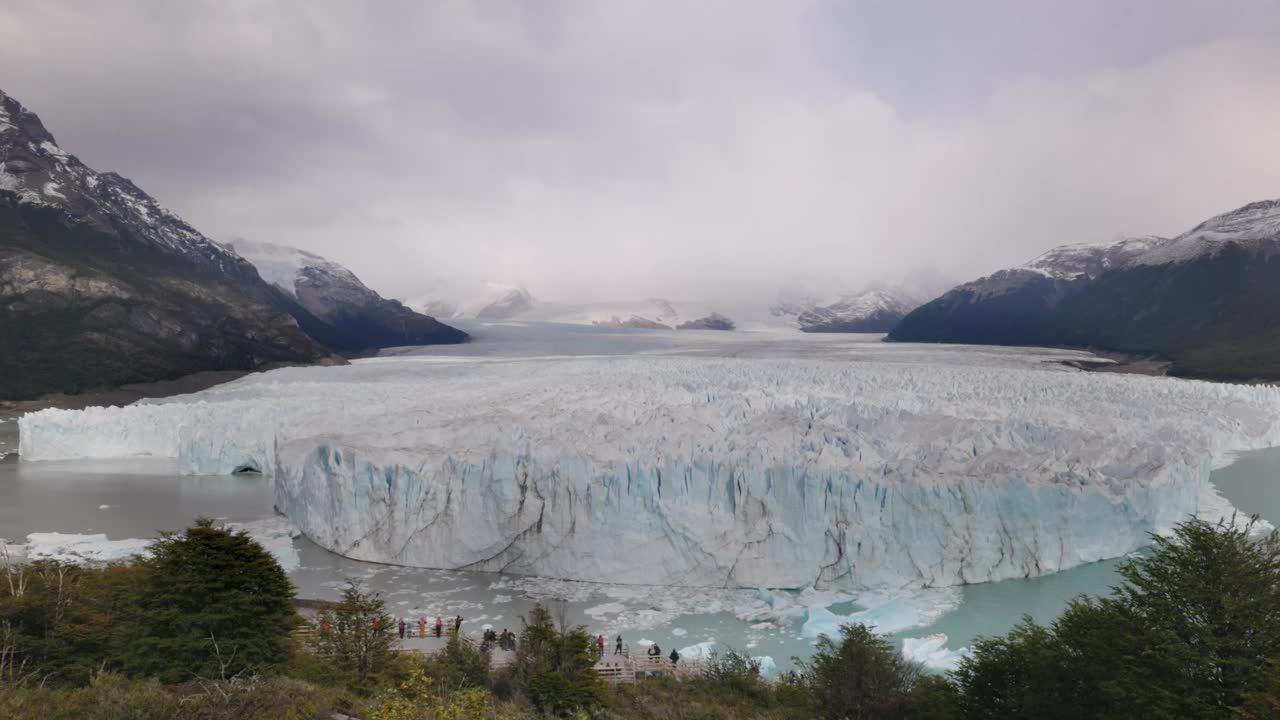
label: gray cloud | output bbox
[2,1,1278,305]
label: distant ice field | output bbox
[19,323,1280,593]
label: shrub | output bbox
[307,580,399,693]
[796,623,923,720]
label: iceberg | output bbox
[18,335,1280,592]
[17,532,154,564]
[901,634,971,672]
[2,518,301,571]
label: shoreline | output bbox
[0,369,250,415]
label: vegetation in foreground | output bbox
[1,516,1278,719]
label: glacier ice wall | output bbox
[18,345,1280,591]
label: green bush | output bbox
[306,579,398,693]
[512,603,605,716]
[0,672,357,720]
[797,623,924,720]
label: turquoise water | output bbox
[1209,448,1280,525]
[893,447,1280,662]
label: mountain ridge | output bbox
[889,198,1280,380]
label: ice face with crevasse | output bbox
[18,329,1280,592]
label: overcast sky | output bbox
[2,1,1278,305]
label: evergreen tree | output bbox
[124,518,296,682]
[514,603,604,716]
[308,579,397,692]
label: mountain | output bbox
[676,312,736,331]
[474,287,536,320]
[769,286,925,333]
[405,287,740,329]
[794,289,920,333]
[890,199,1280,380]
[226,239,466,350]
[0,89,343,399]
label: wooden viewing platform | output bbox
[594,650,707,684]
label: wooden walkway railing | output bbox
[595,652,707,684]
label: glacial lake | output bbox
[4,401,1277,672]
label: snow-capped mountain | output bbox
[891,198,1280,380]
[475,287,536,320]
[794,289,921,333]
[1132,199,1280,266]
[405,286,738,329]
[403,283,532,320]
[769,286,924,333]
[0,88,340,399]
[227,239,466,349]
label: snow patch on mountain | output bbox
[1134,199,1280,266]
[225,238,359,298]
[1022,235,1171,279]
[0,89,251,272]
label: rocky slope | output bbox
[226,239,465,350]
[890,200,1280,380]
[0,89,341,399]
[676,312,736,331]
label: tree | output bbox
[514,603,604,716]
[905,674,962,720]
[951,619,1075,720]
[954,517,1280,720]
[797,623,924,720]
[124,519,296,682]
[1110,517,1280,718]
[308,579,397,692]
[1238,660,1280,719]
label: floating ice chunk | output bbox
[679,640,716,659]
[636,638,655,647]
[801,607,845,639]
[97,504,113,510]
[585,602,628,617]
[901,634,971,672]
[671,627,688,637]
[23,532,152,564]
[753,655,778,677]
[226,516,302,572]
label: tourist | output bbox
[454,614,463,634]
[597,634,605,655]
[435,616,443,637]
[418,617,427,638]
[669,648,680,666]
[398,618,405,639]
[615,634,623,655]
[648,643,661,657]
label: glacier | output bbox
[17,330,1280,591]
